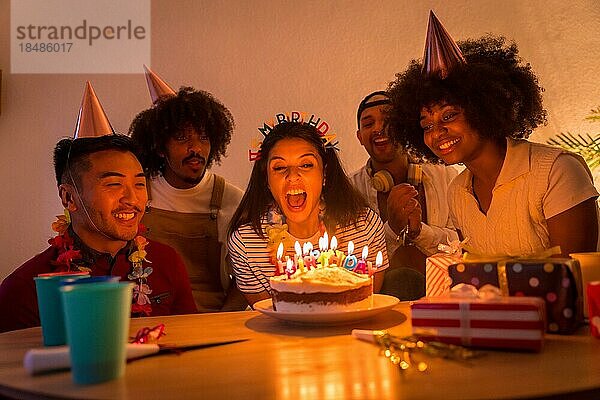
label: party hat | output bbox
[73,81,115,139]
[422,11,466,79]
[144,65,176,103]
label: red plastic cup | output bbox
[587,281,600,339]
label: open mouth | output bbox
[372,136,390,146]
[286,188,307,209]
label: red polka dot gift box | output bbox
[411,284,546,352]
[447,258,583,334]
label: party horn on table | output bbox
[24,339,248,375]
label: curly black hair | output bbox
[387,35,547,162]
[128,87,235,176]
[228,122,367,238]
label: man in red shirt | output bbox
[0,134,197,333]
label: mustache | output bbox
[183,153,206,164]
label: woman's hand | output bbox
[386,183,423,239]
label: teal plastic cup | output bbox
[60,281,133,385]
[34,271,89,346]
[60,275,121,286]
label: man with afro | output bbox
[129,87,247,311]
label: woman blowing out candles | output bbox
[228,119,389,306]
[387,24,599,257]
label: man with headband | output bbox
[129,70,246,312]
[350,91,458,299]
[0,83,197,332]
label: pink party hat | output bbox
[144,65,176,103]
[73,81,115,139]
[422,11,466,79]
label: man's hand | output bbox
[387,183,422,239]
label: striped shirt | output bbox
[228,207,389,294]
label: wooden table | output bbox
[0,303,599,400]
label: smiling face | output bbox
[357,104,399,164]
[162,126,211,189]
[69,150,148,252]
[420,103,486,165]
[267,138,324,236]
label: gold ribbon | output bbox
[496,261,509,297]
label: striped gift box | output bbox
[426,253,460,297]
[411,296,546,351]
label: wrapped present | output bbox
[411,284,546,352]
[448,257,583,334]
[588,282,600,339]
[425,239,465,297]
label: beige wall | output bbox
[0,0,599,280]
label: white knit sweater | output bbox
[448,138,598,257]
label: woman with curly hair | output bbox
[228,120,389,306]
[129,87,247,312]
[387,35,598,257]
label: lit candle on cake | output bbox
[354,246,369,274]
[303,242,316,270]
[343,241,358,270]
[317,234,330,267]
[310,241,320,262]
[294,241,305,272]
[329,236,345,266]
[368,251,383,276]
[276,242,285,275]
[285,257,295,278]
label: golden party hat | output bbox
[143,64,176,103]
[73,81,115,139]
[422,11,466,79]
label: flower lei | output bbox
[128,234,153,316]
[48,210,85,272]
[49,210,154,316]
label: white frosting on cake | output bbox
[269,266,371,293]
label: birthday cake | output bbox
[269,266,373,312]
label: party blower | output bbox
[24,339,248,375]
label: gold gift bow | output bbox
[437,236,470,256]
[458,246,563,297]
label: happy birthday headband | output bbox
[248,111,339,161]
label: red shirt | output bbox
[0,239,197,333]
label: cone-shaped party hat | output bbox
[144,65,176,103]
[73,81,115,139]
[422,11,466,79]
